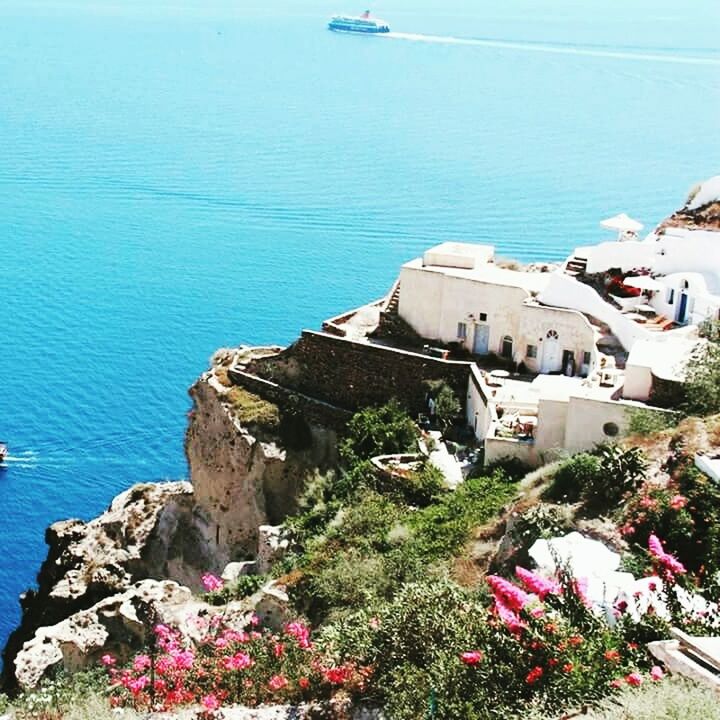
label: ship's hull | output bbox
[328,21,390,33]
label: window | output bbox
[546,329,559,339]
[479,312,488,322]
[501,335,513,359]
[582,351,592,366]
[457,322,467,340]
[603,422,619,437]
[667,288,675,305]
[526,344,537,359]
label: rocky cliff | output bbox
[186,350,338,567]
[2,347,337,691]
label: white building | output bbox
[398,242,598,376]
[394,209,718,466]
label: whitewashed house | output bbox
[398,242,598,376]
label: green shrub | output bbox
[409,470,518,561]
[205,574,267,605]
[622,463,720,579]
[626,408,677,436]
[585,677,719,720]
[546,453,602,502]
[339,401,418,466]
[582,445,646,512]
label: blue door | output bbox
[473,325,489,355]
[677,292,688,323]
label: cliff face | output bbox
[186,372,337,568]
[3,351,338,691]
[1,481,211,690]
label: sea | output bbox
[1,0,719,655]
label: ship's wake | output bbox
[385,32,720,67]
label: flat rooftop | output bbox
[403,256,552,294]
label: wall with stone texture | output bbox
[250,331,472,416]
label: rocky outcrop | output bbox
[3,348,339,692]
[12,577,282,690]
[2,481,212,691]
[186,369,337,568]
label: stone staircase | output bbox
[383,279,401,315]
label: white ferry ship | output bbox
[328,10,390,34]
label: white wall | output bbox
[654,230,720,278]
[623,364,653,401]
[398,265,529,352]
[562,397,631,454]
[539,273,650,352]
[485,437,538,467]
[534,399,569,456]
[576,240,658,275]
[467,369,492,440]
[519,304,596,374]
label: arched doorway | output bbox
[541,329,561,373]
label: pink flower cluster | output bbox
[648,534,686,578]
[201,573,225,593]
[515,567,560,600]
[105,606,368,712]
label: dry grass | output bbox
[227,387,280,430]
[214,365,233,387]
[582,677,720,720]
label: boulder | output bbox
[222,561,258,583]
[256,525,290,574]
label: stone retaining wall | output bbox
[249,330,472,416]
[227,367,353,431]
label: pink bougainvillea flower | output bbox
[250,613,261,626]
[268,674,288,691]
[669,494,687,510]
[285,621,312,648]
[562,663,574,673]
[650,665,664,681]
[222,651,253,671]
[101,654,116,667]
[572,577,592,607]
[460,651,484,666]
[201,573,224,592]
[648,534,665,558]
[625,672,643,687]
[173,649,195,670]
[661,553,686,576]
[639,496,658,510]
[486,575,531,612]
[493,597,527,635]
[128,675,150,695]
[132,655,151,672]
[610,679,623,689]
[299,677,310,689]
[201,694,220,711]
[647,534,686,577]
[515,566,560,600]
[604,649,620,663]
[273,642,285,658]
[525,666,544,684]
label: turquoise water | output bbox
[1,0,719,652]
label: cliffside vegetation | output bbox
[4,400,720,719]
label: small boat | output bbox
[328,10,390,34]
[0,442,7,465]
